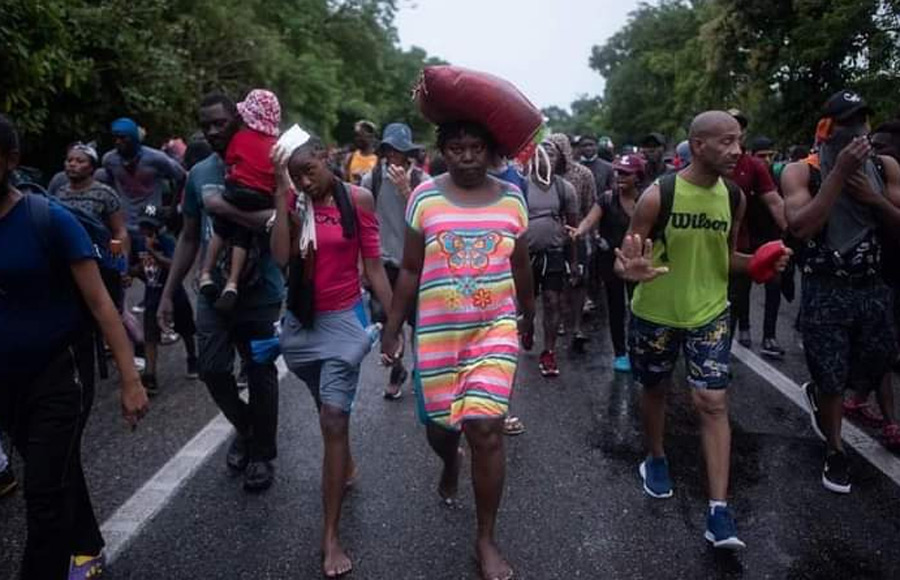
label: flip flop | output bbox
[503,416,526,436]
[383,368,408,400]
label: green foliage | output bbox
[584,0,900,148]
[542,96,606,137]
[0,0,440,174]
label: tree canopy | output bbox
[548,0,900,149]
[1,0,443,173]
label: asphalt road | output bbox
[2,275,900,579]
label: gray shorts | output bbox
[279,304,373,413]
[290,359,361,413]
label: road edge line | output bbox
[732,342,900,488]
[101,359,289,562]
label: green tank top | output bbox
[631,176,732,328]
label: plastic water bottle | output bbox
[366,322,383,348]
[360,288,382,347]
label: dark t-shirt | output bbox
[732,154,778,250]
[582,157,615,195]
[597,191,633,252]
[0,197,98,383]
[56,181,122,223]
[101,146,186,224]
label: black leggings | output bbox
[599,256,633,357]
[0,337,103,579]
[730,274,782,339]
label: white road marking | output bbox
[101,343,900,563]
[732,342,900,488]
[101,358,289,563]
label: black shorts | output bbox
[800,276,897,395]
[530,248,568,294]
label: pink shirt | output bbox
[313,191,381,312]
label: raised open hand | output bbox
[614,234,669,282]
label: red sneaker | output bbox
[539,350,560,378]
[842,398,884,427]
[883,424,900,452]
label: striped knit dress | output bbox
[406,178,528,429]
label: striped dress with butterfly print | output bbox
[406,178,528,429]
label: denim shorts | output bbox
[629,309,731,390]
[800,276,897,395]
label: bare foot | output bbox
[438,447,463,507]
[477,538,513,580]
[323,538,353,578]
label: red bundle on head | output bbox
[415,66,543,158]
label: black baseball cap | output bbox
[727,109,749,129]
[137,204,163,229]
[823,90,873,122]
[750,136,775,153]
[640,132,666,147]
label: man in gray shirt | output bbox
[361,123,428,399]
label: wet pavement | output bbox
[2,275,900,579]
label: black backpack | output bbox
[649,173,743,263]
[27,192,115,270]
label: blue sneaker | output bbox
[638,456,673,498]
[704,506,746,550]
[613,355,632,373]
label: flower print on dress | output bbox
[472,288,493,310]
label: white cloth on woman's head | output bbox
[275,125,317,256]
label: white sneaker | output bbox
[134,357,146,373]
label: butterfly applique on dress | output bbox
[436,231,502,310]
[437,231,501,273]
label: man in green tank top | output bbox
[615,111,791,550]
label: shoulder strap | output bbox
[553,176,568,223]
[875,155,886,182]
[410,167,423,191]
[723,178,743,224]
[649,173,678,263]
[651,173,677,242]
[371,161,382,201]
[337,182,359,239]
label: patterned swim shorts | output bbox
[629,309,731,390]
